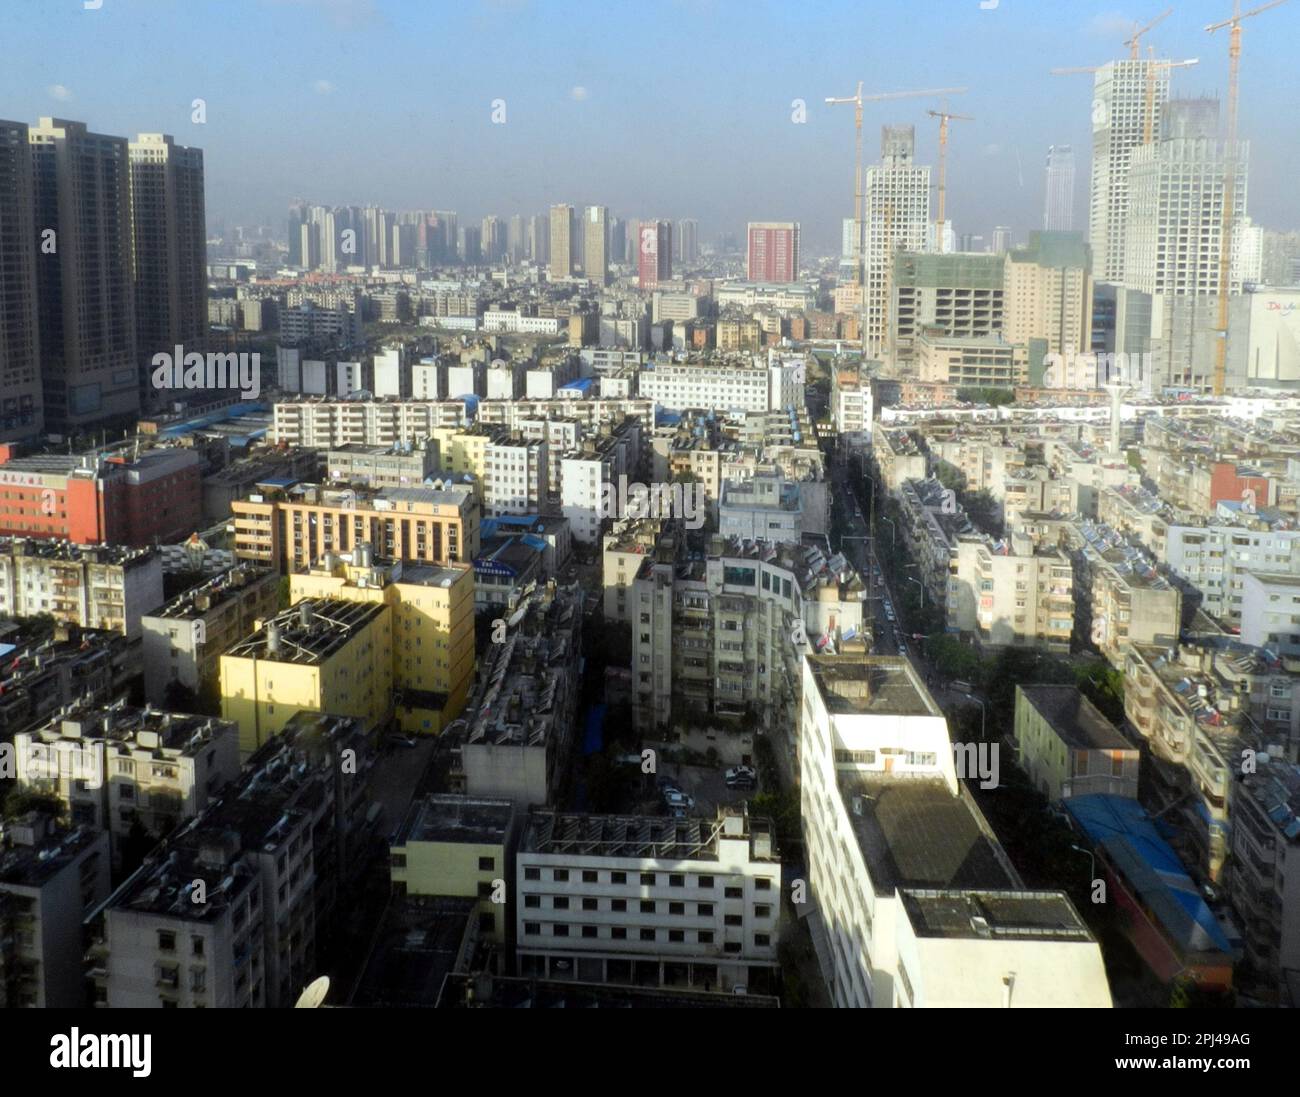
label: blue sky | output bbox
[5,0,1299,252]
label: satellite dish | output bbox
[295,975,330,1009]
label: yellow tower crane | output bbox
[927,108,974,253]
[1206,0,1291,396]
[1125,7,1174,58]
[825,85,966,356]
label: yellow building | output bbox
[232,480,479,574]
[389,794,516,946]
[219,599,392,757]
[289,543,476,735]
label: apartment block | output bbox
[949,531,1074,652]
[1014,685,1138,802]
[140,564,280,705]
[0,816,110,1007]
[14,704,240,863]
[0,120,42,440]
[516,806,780,992]
[450,583,582,808]
[799,654,1112,1007]
[389,794,516,945]
[0,538,162,639]
[288,543,475,735]
[231,480,479,573]
[220,599,392,755]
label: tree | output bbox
[3,789,65,822]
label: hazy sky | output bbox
[7,0,1300,253]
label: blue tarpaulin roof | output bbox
[561,377,595,393]
[1065,794,1231,956]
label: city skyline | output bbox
[7,0,1300,253]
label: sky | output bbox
[5,0,1300,254]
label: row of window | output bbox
[522,923,771,948]
[524,895,772,919]
[521,866,772,891]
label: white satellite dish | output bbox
[294,975,330,1009]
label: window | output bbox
[553,897,570,910]
[477,881,494,899]
[640,900,656,914]
[525,895,541,909]
[582,925,598,939]
[611,899,627,912]
[553,868,569,882]
[611,927,627,940]
[611,871,627,884]
[668,930,685,943]
[725,886,743,899]
[524,923,540,936]
[158,931,176,952]
[725,914,743,926]
[698,903,714,916]
[553,925,569,938]
[698,875,714,889]
[755,933,771,947]
[755,905,772,919]
[478,856,495,871]
[755,877,772,891]
[640,929,656,942]
[582,870,598,883]
[640,872,656,886]
[582,897,598,911]
[698,931,714,944]
[192,937,204,957]
[524,867,541,881]
[669,874,685,888]
[669,902,685,915]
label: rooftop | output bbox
[225,599,387,664]
[838,775,1018,896]
[1018,685,1130,751]
[900,888,1095,942]
[807,655,940,718]
[521,809,776,862]
[399,795,514,846]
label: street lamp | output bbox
[879,514,896,552]
[1070,843,1096,883]
[905,572,924,609]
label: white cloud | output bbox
[570,85,589,102]
[313,79,335,94]
[48,84,73,101]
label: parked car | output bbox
[386,734,417,749]
[664,789,696,809]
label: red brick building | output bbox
[0,444,202,546]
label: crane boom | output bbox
[1206,0,1291,395]
[1126,7,1174,58]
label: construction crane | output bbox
[1125,7,1174,58]
[926,108,974,253]
[825,84,966,355]
[1207,0,1291,395]
[1143,53,1200,143]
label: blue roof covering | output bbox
[656,409,682,427]
[0,643,15,661]
[520,535,547,551]
[1065,794,1231,956]
[258,476,298,488]
[561,377,595,393]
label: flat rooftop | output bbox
[400,795,513,846]
[521,811,776,863]
[838,775,1017,896]
[225,599,387,664]
[900,888,1095,942]
[808,655,940,718]
[1018,685,1130,751]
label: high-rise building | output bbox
[362,206,390,269]
[746,222,800,283]
[583,205,608,286]
[1124,99,1250,297]
[609,216,626,269]
[1044,144,1075,232]
[1088,59,1170,283]
[29,117,139,431]
[480,215,505,263]
[128,134,207,394]
[676,217,699,264]
[0,120,42,440]
[549,204,574,279]
[992,226,1013,254]
[507,213,525,264]
[637,219,672,289]
[864,126,930,358]
[529,212,550,266]
[459,225,482,265]
[1003,231,1094,372]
